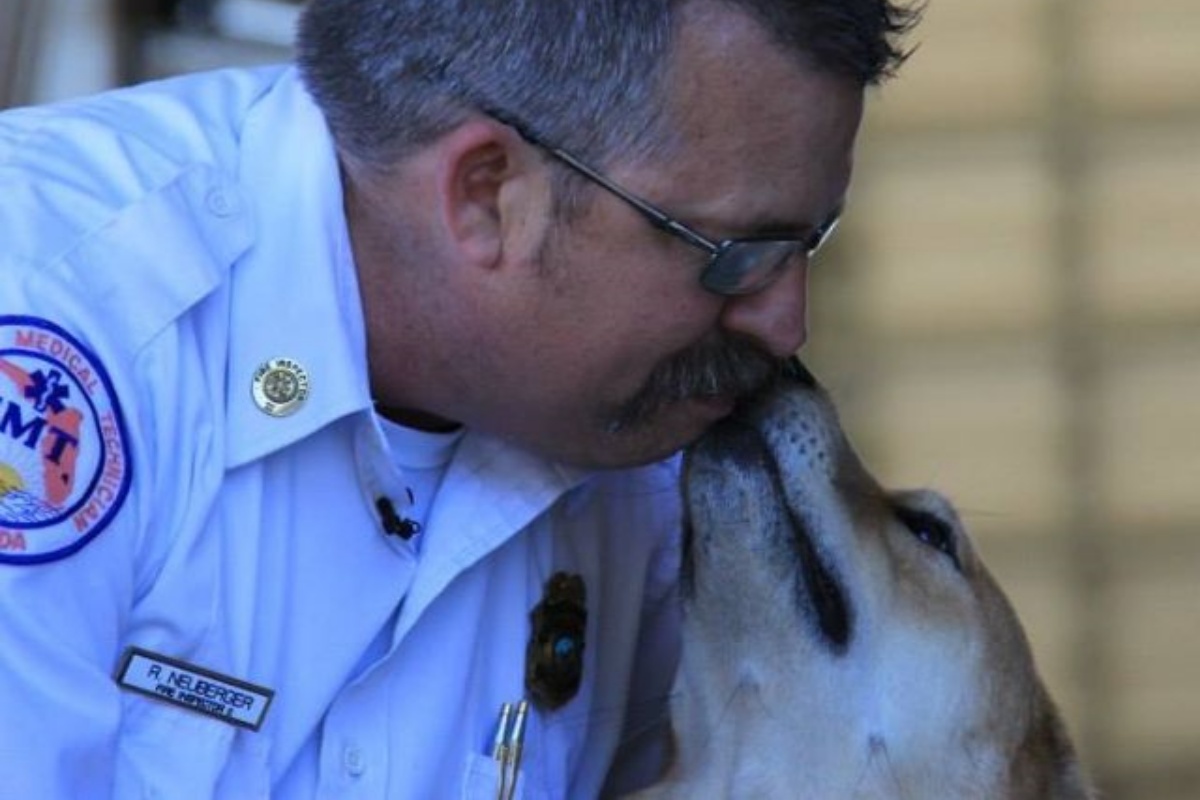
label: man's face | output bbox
[451,9,865,468]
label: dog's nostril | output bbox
[692,416,769,470]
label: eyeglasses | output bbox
[480,107,841,296]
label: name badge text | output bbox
[115,647,274,730]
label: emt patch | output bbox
[0,316,132,564]
[116,647,275,730]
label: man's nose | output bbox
[718,260,810,357]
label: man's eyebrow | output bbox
[728,203,844,239]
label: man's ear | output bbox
[435,119,551,271]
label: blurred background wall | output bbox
[809,3,1199,798]
[4,1,1197,797]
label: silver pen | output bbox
[491,699,530,800]
[492,702,514,800]
[504,700,530,800]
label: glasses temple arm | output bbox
[478,103,721,256]
[541,145,720,254]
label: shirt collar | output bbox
[218,69,598,530]
[224,68,371,468]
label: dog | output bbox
[632,360,1094,799]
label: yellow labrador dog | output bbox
[635,360,1094,799]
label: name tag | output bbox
[115,647,274,731]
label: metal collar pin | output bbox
[251,357,310,416]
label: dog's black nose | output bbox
[782,356,817,387]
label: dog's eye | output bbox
[895,506,959,568]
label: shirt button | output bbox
[343,745,367,778]
[205,187,239,218]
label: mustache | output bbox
[606,337,785,432]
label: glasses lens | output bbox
[700,239,805,295]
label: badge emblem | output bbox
[0,316,132,564]
[251,357,310,417]
[525,572,587,711]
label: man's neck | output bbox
[375,403,463,433]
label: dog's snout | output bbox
[691,417,769,471]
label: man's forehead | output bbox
[639,86,861,236]
[658,6,864,163]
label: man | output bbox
[0,0,916,797]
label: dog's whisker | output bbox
[851,736,912,800]
[703,680,771,757]
[878,738,912,800]
[608,693,679,747]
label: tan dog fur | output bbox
[634,364,1094,799]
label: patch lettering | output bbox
[0,316,132,563]
[116,647,275,730]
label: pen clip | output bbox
[493,700,530,800]
[509,699,529,761]
[492,702,514,760]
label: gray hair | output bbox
[297,0,919,171]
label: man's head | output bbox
[298,0,915,170]
[297,0,918,468]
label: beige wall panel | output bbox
[870,0,1047,129]
[1084,0,1200,113]
[1087,134,1200,321]
[985,550,1085,725]
[1109,556,1200,772]
[852,145,1056,334]
[1098,341,1200,528]
[858,351,1068,538]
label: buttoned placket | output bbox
[309,414,419,798]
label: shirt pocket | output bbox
[461,751,547,800]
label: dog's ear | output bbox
[1011,690,1096,799]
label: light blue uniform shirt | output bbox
[0,66,681,799]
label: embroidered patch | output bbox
[115,647,275,730]
[0,316,132,564]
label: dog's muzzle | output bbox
[682,358,852,652]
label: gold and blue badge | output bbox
[524,572,587,711]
